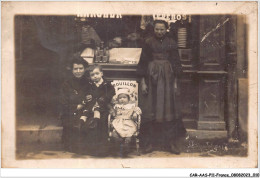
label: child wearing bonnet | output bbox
[111,88,142,156]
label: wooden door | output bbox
[178,15,229,137]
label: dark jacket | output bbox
[86,78,116,115]
[60,74,89,125]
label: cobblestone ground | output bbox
[16,137,247,160]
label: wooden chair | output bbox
[108,113,141,155]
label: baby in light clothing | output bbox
[111,89,142,156]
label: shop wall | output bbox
[236,15,248,141]
[15,16,65,123]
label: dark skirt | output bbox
[138,59,187,147]
[139,119,187,148]
[147,59,175,122]
[62,115,109,156]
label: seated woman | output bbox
[60,56,89,153]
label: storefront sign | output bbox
[153,14,191,23]
[77,13,122,18]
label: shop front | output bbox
[15,14,247,141]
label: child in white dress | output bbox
[111,89,142,156]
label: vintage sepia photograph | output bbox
[1,1,258,169]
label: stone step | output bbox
[16,125,228,144]
[197,121,226,130]
[187,129,228,140]
[17,125,63,144]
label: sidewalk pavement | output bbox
[16,137,247,160]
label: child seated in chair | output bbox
[111,88,142,156]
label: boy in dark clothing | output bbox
[79,64,115,156]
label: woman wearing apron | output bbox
[138,20,186,154]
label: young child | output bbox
[111,88,142,156]
[76,64,115,156]
[74,64,115,121]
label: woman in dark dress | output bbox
[60,56,89,153]
[138,20,186,154]
[60,58,115,156]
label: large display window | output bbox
[75,15,193,66]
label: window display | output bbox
[75,14,192,65]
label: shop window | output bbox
[75,14,194,66]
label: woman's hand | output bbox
[141,78,148,95]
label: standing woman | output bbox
[60,56,89,153]
[138,20,186,154]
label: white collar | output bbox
[94,78,104,87]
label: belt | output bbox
[152,53,170,60]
